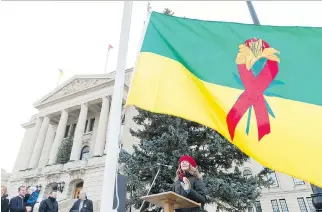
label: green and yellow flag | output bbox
[127,12,322,187]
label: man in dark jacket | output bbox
[1,186,9,212]
[9,186,27,212]
[69,190,93,212]
[39,191,58,212]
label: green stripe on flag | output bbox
[141,12,322,106]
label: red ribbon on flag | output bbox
[226,40,279,142]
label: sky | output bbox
[0,1,321,173]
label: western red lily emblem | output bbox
[226,38,284,142]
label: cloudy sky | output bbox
[0,1,321,172]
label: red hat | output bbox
[178,155,197,168]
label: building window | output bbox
[89,118,95,132]
[64,125,70,138]
[80,146,90,160]
[271,200,280,212]
[254,201,262,212]
[293,177,305,185]
[279,199,289,212]
[243,169,252,179]
[268,171,279,187]
[84,120,88,133]
[306,197,316,212]
[70,123,76,137]
[298,197,308,212]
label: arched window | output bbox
[243,168,252,179]
[80,146,90,160]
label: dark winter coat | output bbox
[1,194,9,212]
[173,173,206,212]
[24,194,30,206]
[38,197,58,212]
[9,196,25,212]
[69,199,93,212]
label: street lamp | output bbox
[311,184,322,211]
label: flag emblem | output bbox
[226,38,283,141]
[126,12,322,187]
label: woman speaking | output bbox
[173,155,206,212]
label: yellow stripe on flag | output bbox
[127,52,322,187]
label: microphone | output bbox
[156,163,173,169]
[138,163,173,212]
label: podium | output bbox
[141,191,201,212]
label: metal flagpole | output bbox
[135,5,153,210]
[104,44,113,73]
[100,1,133,212]
[126,1,151,101]
[56,69,63,87]
[246,1,260,25]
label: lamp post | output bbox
[311,184,322,211]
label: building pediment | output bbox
[45,78,108,103]
[33,69,133,109]
[34,75,112,108]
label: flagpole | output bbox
[246,1,260,25]
[104,45,113,73]
[100,1,133,212]
[57,69,63,87]
[126,2,151,103]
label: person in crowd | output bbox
[173,155,206,212]
[9,186,27,212]
[23,187,31,206]
[38,190,58,212]
[69,190,93,212]
[1,186,9,212]
[25,186,40,211]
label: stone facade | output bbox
[6,69,314,212]
[1,169,11,187]
[7,69,137,211]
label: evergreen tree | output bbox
[119,8,271,212]
[56,137,73,164]
[120,109,271,211]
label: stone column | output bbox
[29,116,50,168]
[70,103,88,161]
[21,117,43,170]
[93,96,110,157]
[104,97,113,155]
[12,126,34,172]
[39,125,56,168]
[48,109,69,165]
